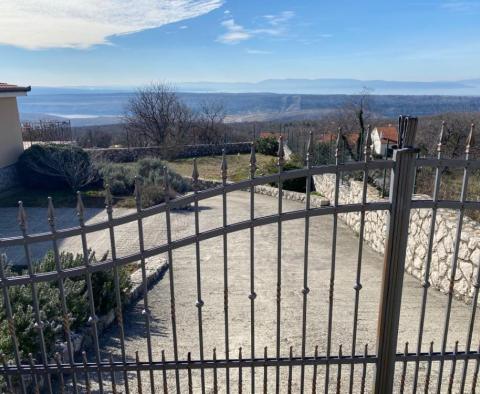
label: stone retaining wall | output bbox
[87,143,252,163]
[313,173,480,305]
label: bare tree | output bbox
[337,87,372,160]
[415,112,480,159]
[124,83,194,156]
[196,99,226,144]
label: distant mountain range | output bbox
[177,78,480,95]
[18,79,480,126]
[29,78,480,96]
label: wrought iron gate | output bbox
[1,116,480,393]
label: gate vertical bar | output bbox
[249,144,257,394]
[349,126,372,393]
[436,123,474,393]
[192,160,206,394]
[47,198,79,394]
[325,129,342,393]
[164,168,181,393]
[221,151,230,394]
[104,189,129,394]
[134,178,155,393]
[375,116,418,394]
[275,136,285,394]
[300,131,313,393]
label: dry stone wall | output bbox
[313,173,480,305]
[87,143,252,163]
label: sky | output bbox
[1,0,480,86]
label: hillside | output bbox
[18,91,480,126]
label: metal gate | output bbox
[1,116,479,393]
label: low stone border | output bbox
[182,177,329,207]
[58,257,169,357]
[252,184,329,207]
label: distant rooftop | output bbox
[375,125,398,143]
[0,83,31,93]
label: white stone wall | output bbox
[313,173,480,305]
[252,184,329,207]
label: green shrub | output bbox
[314,142,334,165]
[96,158,190,206]
[265,158,308,193]
[18,144,96,191]
[137,158,190,194]
[140,184,167,207]
[97,162,137,194]
[0,250,131,363]
[256,136,279,156]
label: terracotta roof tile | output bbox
[375,125,398,143]
[259,132,281,139]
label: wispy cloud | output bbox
[217,19,252,44]
[441,1,480,11]
[217,11,295,44]
[0,0,224,50]
[263,11,295,26]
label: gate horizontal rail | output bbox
[3,349,480,376]
[0,201,390,287]
[0,160,393,248]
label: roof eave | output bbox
[0,85,31,94]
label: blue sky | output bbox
[1,0,480,86]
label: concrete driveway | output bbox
[97,191,478,393]
[1,191,478,393]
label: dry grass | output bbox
[166,153,276,182]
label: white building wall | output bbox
[0,97,24,168]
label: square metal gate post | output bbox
[375,117,418,393]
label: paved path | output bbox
[97,191,478,393]
[2,191,479,392]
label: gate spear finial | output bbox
[335,127,342,162]
[364,125,372,162]
[466,123,475,158]
[134,176,142,210]
[250,142,256,178]
[163,166,170,195]
[192,158,199,191]
[306,131,313,167]
[277,135,285,168]
[104,185,113,214]
[76,191,85,222]
[17,201,27,231]
[438,121,446,156]
[47,197,55,228]
[221,149,228,184]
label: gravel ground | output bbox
[1,191,479,393]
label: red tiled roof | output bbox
[0,83,31,93]
[318,132,360,145]
[259,132,281,139]
[317,132,337,143]
[375,125,398,143]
